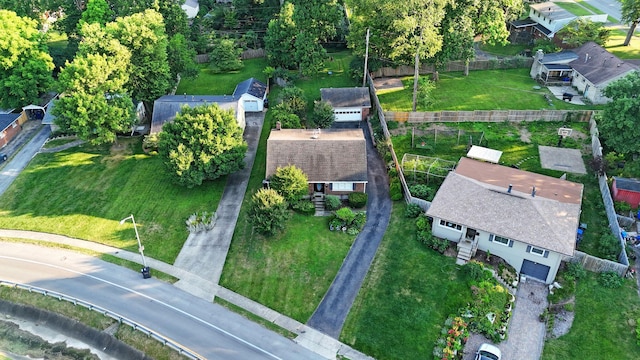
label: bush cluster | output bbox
[409,184,433,200]
[405,203,423,218]
[598,271,623,288]
[292,200,315,215]
[348,192,368,208]
[324,195,342,211]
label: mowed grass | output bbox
[176,57,269,95]
[340,202,473,359]
[0,138,225,263]
[554,1,596,16]
[220,56,358,322]
[606,29,640,59]
[377,68,593,111]
[220,109,356,322]
[575,0,606,15]
[478,42,528,57]
[542,273,640,359]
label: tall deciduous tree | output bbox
[78,0,113,26]
[269,165,308,203]
[264,2,296,69]
[107,9,172,106]
[168,33,199,81]
[556,18,610,48]
[621,0,640,46]
[599,72,640,155]
[158,104,248,187]
[0,10,54,108]
[53,53,135,144]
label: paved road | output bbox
[306,124,392,338]
[584,0,622,22]
[0,242,324,360]
[0,125,50,195]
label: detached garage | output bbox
[233,78,268,112]
[320,87,371,122]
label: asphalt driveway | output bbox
[306,123,392,338]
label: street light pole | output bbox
[120,214,150,278]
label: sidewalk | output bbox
[0,230,373,360]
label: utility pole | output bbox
[362,28,370,88]
[412,28,423,112]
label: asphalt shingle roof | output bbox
[320,88,371,108]
[233,78,267,99]
[266,129,367,183]
[614,177,640,193]
[426,158,583,256]
[570,42,638,86]
[151,95,239,133]
[0,113,20,132]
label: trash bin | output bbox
[141,267,151,279]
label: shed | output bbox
[151,95,245,134]
[233,78,268,112]
[612,177,640,209]
[320,87,371,122]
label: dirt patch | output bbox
[519,127,532,143]
[373,77,404,91]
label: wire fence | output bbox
[0,280,203,360]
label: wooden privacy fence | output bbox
[385,110,594,123]
[566,251,629,277]
[371,57,534,78]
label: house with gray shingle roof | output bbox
[569,42,638,104]
[266,128,368,197]
[150,95,245,134]
[233,78,268,112]
[426,157,583,284]
[320,87,371,122]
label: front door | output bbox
[465,228,477,241]
[314,183,324,193]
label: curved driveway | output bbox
[307,124,392,338]
[0,242,323,360]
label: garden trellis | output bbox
[401,154,456,183]
[411,127,486,150]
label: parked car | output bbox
[0,154,7,164]
[475,343,501,360]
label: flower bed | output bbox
[433,316,469,360]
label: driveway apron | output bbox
[306,123,391,338]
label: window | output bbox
[489,234,513,247]
[526,245,549,258]
[439,219,462,231]
[331,182,354,191]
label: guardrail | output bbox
[0,280,204,360]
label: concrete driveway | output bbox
[0,124,50,195]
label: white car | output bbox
[475,343,501,360]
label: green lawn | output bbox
[293,51,358,102]
[606,29,640,60]
[479,42,528,57]
[176,57,269,95]
[575,0,606,15]
[542,273,640,359]
[340,202,473,359]
[0,138,225,263]
[377,69,594,111]
[219,110,356,322]
[554,2,594,16]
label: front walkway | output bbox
[463,280,548,360]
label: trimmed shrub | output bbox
[292,200,315,215]
[409,184,433,200]
[248,188,289,236]
[415,214,429,231]
[324,195,342,211]
[389,180,403,201]
[335,207,356,224]
[348,192,368,208]
[565,262,587,280]
[405,203,423,218]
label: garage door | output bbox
[334,108,362,122]
[521,259,550,282]
[244,100,259,112]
